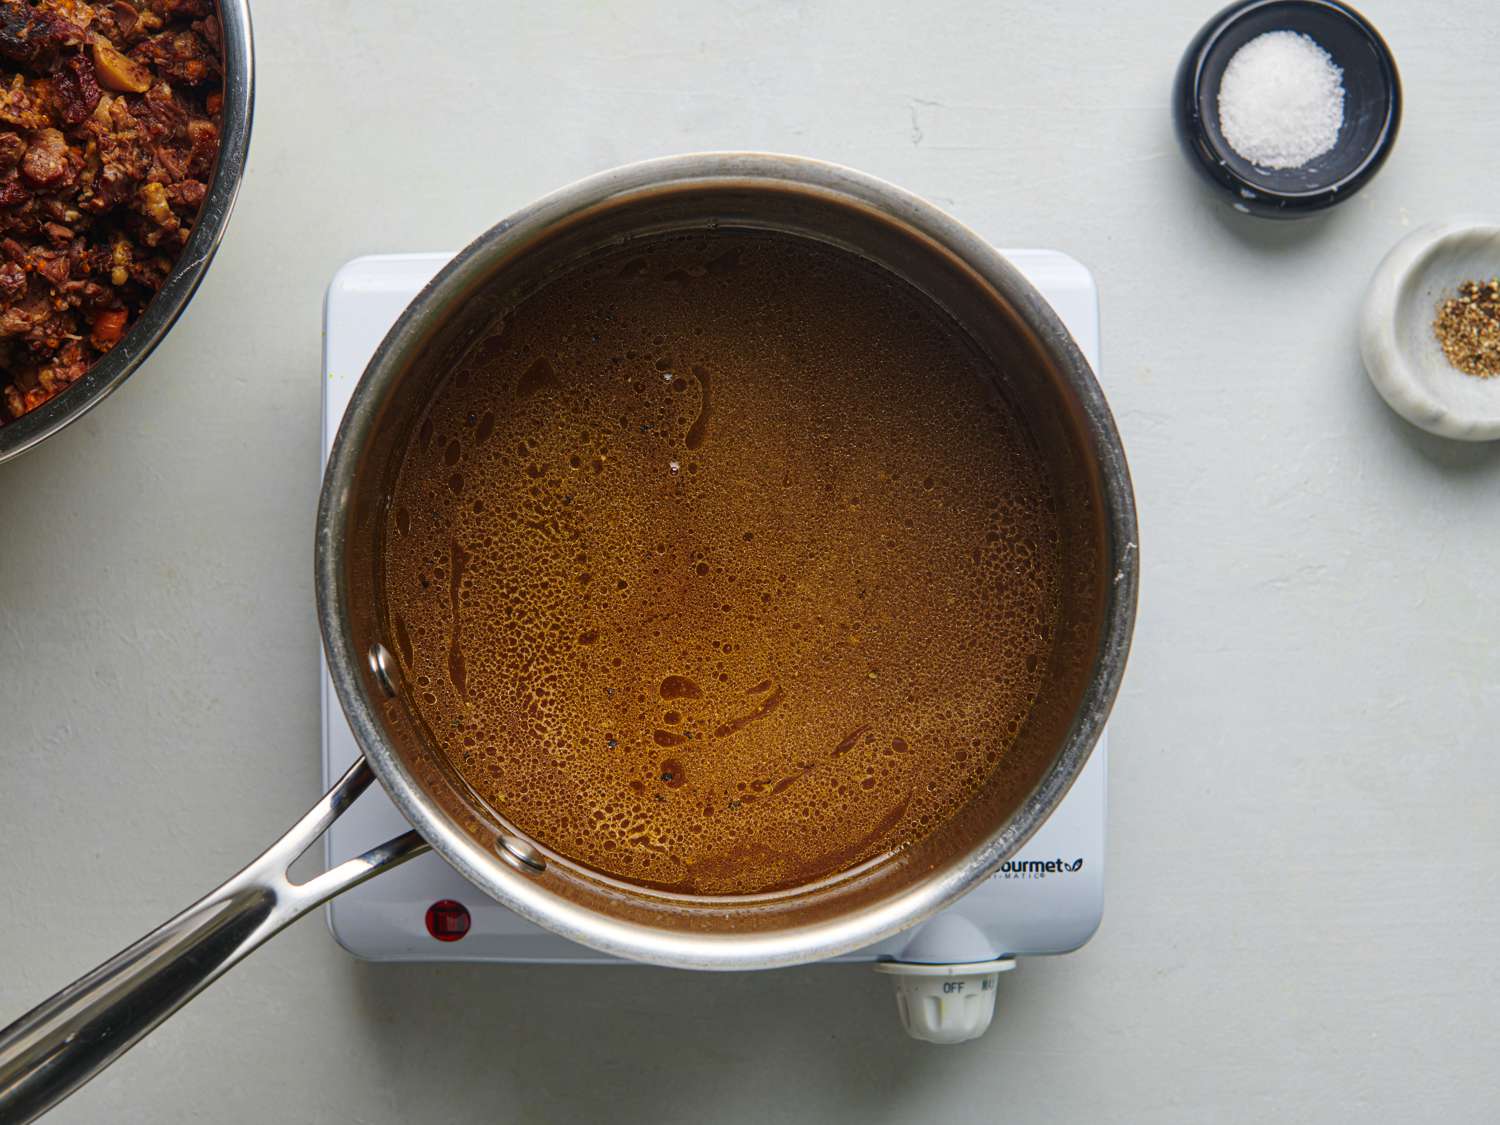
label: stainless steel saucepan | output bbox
[0,154,1138,1122]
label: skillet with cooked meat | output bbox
[0,0,222,423]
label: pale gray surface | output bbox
[2,1,1498,1121]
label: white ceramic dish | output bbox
[1359,219,1500,441]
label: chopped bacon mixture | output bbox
[0,0,221,423]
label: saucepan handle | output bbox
[0,757,427,1123]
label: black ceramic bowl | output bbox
[1173,0,1401,219]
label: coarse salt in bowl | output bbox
[1172,0,1401,218]
[1217,29,1345,170]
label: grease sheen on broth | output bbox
[382,231,1063,895]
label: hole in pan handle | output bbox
[0,756,428,1124]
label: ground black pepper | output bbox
[1434,278,1500,378]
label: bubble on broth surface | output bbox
[381,231,1063,896]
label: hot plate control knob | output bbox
[873,958,1016,1044]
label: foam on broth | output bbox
[382,230,1063,895]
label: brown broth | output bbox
[382,231,1063,895]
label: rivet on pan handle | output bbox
[367,642,398,698]
[497,835,546,875]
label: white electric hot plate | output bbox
[320,248,1108,1043]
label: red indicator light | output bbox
[425,899,471,942]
